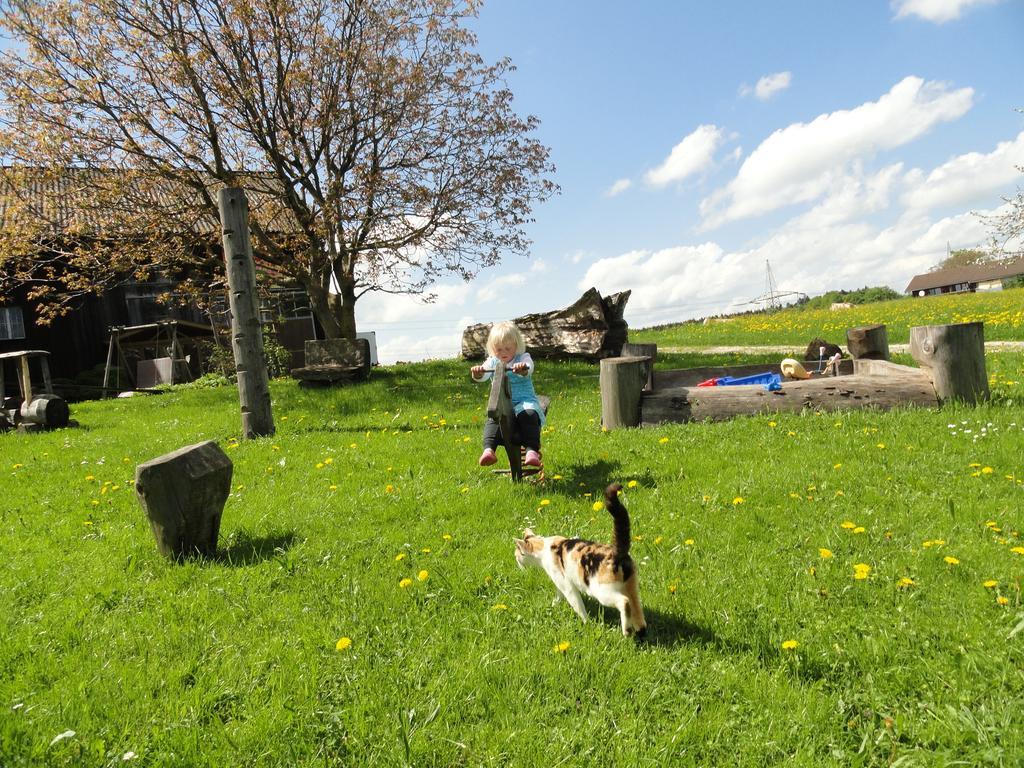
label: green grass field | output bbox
[633,287,1024,348]
[2,313,1024,765]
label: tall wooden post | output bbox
[219,187,275,438]
[600,356,647,429]
[909,322,989,404]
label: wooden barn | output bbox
[0,167,316,395]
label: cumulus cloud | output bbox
[699,76,974,229]
[892,0,1002,23]
[605,178,632,197]
[375,330,464,365]
[645,125,725,187]
[359,283,472,324]
[476,273,527,303]
[740,71,792,101]
[901,130,1024,212]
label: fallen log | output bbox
[461,287,630,360]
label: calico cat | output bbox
[515,482,647,638]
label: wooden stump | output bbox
[135,441,233,560]
[909,322,989,404]
[600,356,647,429]
[621,342,657,393]
[847,324,890,360]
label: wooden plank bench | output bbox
[291,338,371,385]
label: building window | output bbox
[0,306,26,341]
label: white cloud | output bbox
[359,283,472,324]
[375,330,464,365]
[645,124,725,187]
[529,259,549,273]
[565,249,588,264]
[901,130,1024,212]
[700,76,974,229]
[742,71,792,101]
[606,178,632,197]
[892,0,1002,23]
[476,273,527,303]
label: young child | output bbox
[470,321,544,467]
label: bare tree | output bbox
[0,0,556,336]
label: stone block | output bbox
[135,440,233,559]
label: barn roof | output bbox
[905,259,1024,293]
[0,166,301,238]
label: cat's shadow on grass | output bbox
[591,605,717,648]
[214,530,297,566]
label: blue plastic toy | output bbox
[716,372,782,391]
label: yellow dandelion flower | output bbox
[684,538,695,546]
[421,548,431,554]
[819,548,833,559]
[853,563,871,580]
[658,437,670,444]
[85,475,95,481]
[997,596,1009,606]
[552,641,570,653]
[539,499,550,507]
[329,485,338,491]
[787,431,796,437]
[491,604,508,611]
[983,580,998,588]
[417,570,429,582]
[395,553,406,561]
[552,474,563,480]
[399,578,413,588]
[1010,547,1024,555]
[833,463,842,469]
[898,577,915,588]
[852,526,865,534]
[732,497,745,505]
[315,463,324,470]
[768,421,777,428]
[968,462,981,468]
[442,534,453,542]
[840,521,856,529]
[12,463,23,470]
[592,501,604,512]
[654,536,664,545]
[627,480,638,488]
[781,639,799,650]
[668,583,677,593]
[982,467,993,474]
[944,556,960,565]
[324,457,333,465]
[335,637,352,651]
[385,484,394,493]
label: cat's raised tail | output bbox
[604,482,630,562]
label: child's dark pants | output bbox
[482,409,541,452]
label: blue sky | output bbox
[361,0,1024,363]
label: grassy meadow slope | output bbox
[633,287,1024,349]
[1,312,1023,765]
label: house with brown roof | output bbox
[0,167,313,393]
[904,259,1024,297]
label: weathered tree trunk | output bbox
[219,188,275,438]
[909,322,989,404]
[600,356,647,429]
[462,288,631,359]
[847,324,890,360]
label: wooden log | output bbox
[219,187,275,438]
[621,342,657,393]
[135,440,233,560]
[600,356,647,429]
[461,288,631,360]
[847,324,890,360]
[909,322,989,404]
[641,369,938,424]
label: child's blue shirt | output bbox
[475,352,546,426]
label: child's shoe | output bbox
[478,448,497,467]
[524,450,541,467]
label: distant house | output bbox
[0,167,314,387]
[904,259,1024,297]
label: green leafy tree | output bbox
[929,248,993,272]
[0,0,556,336]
